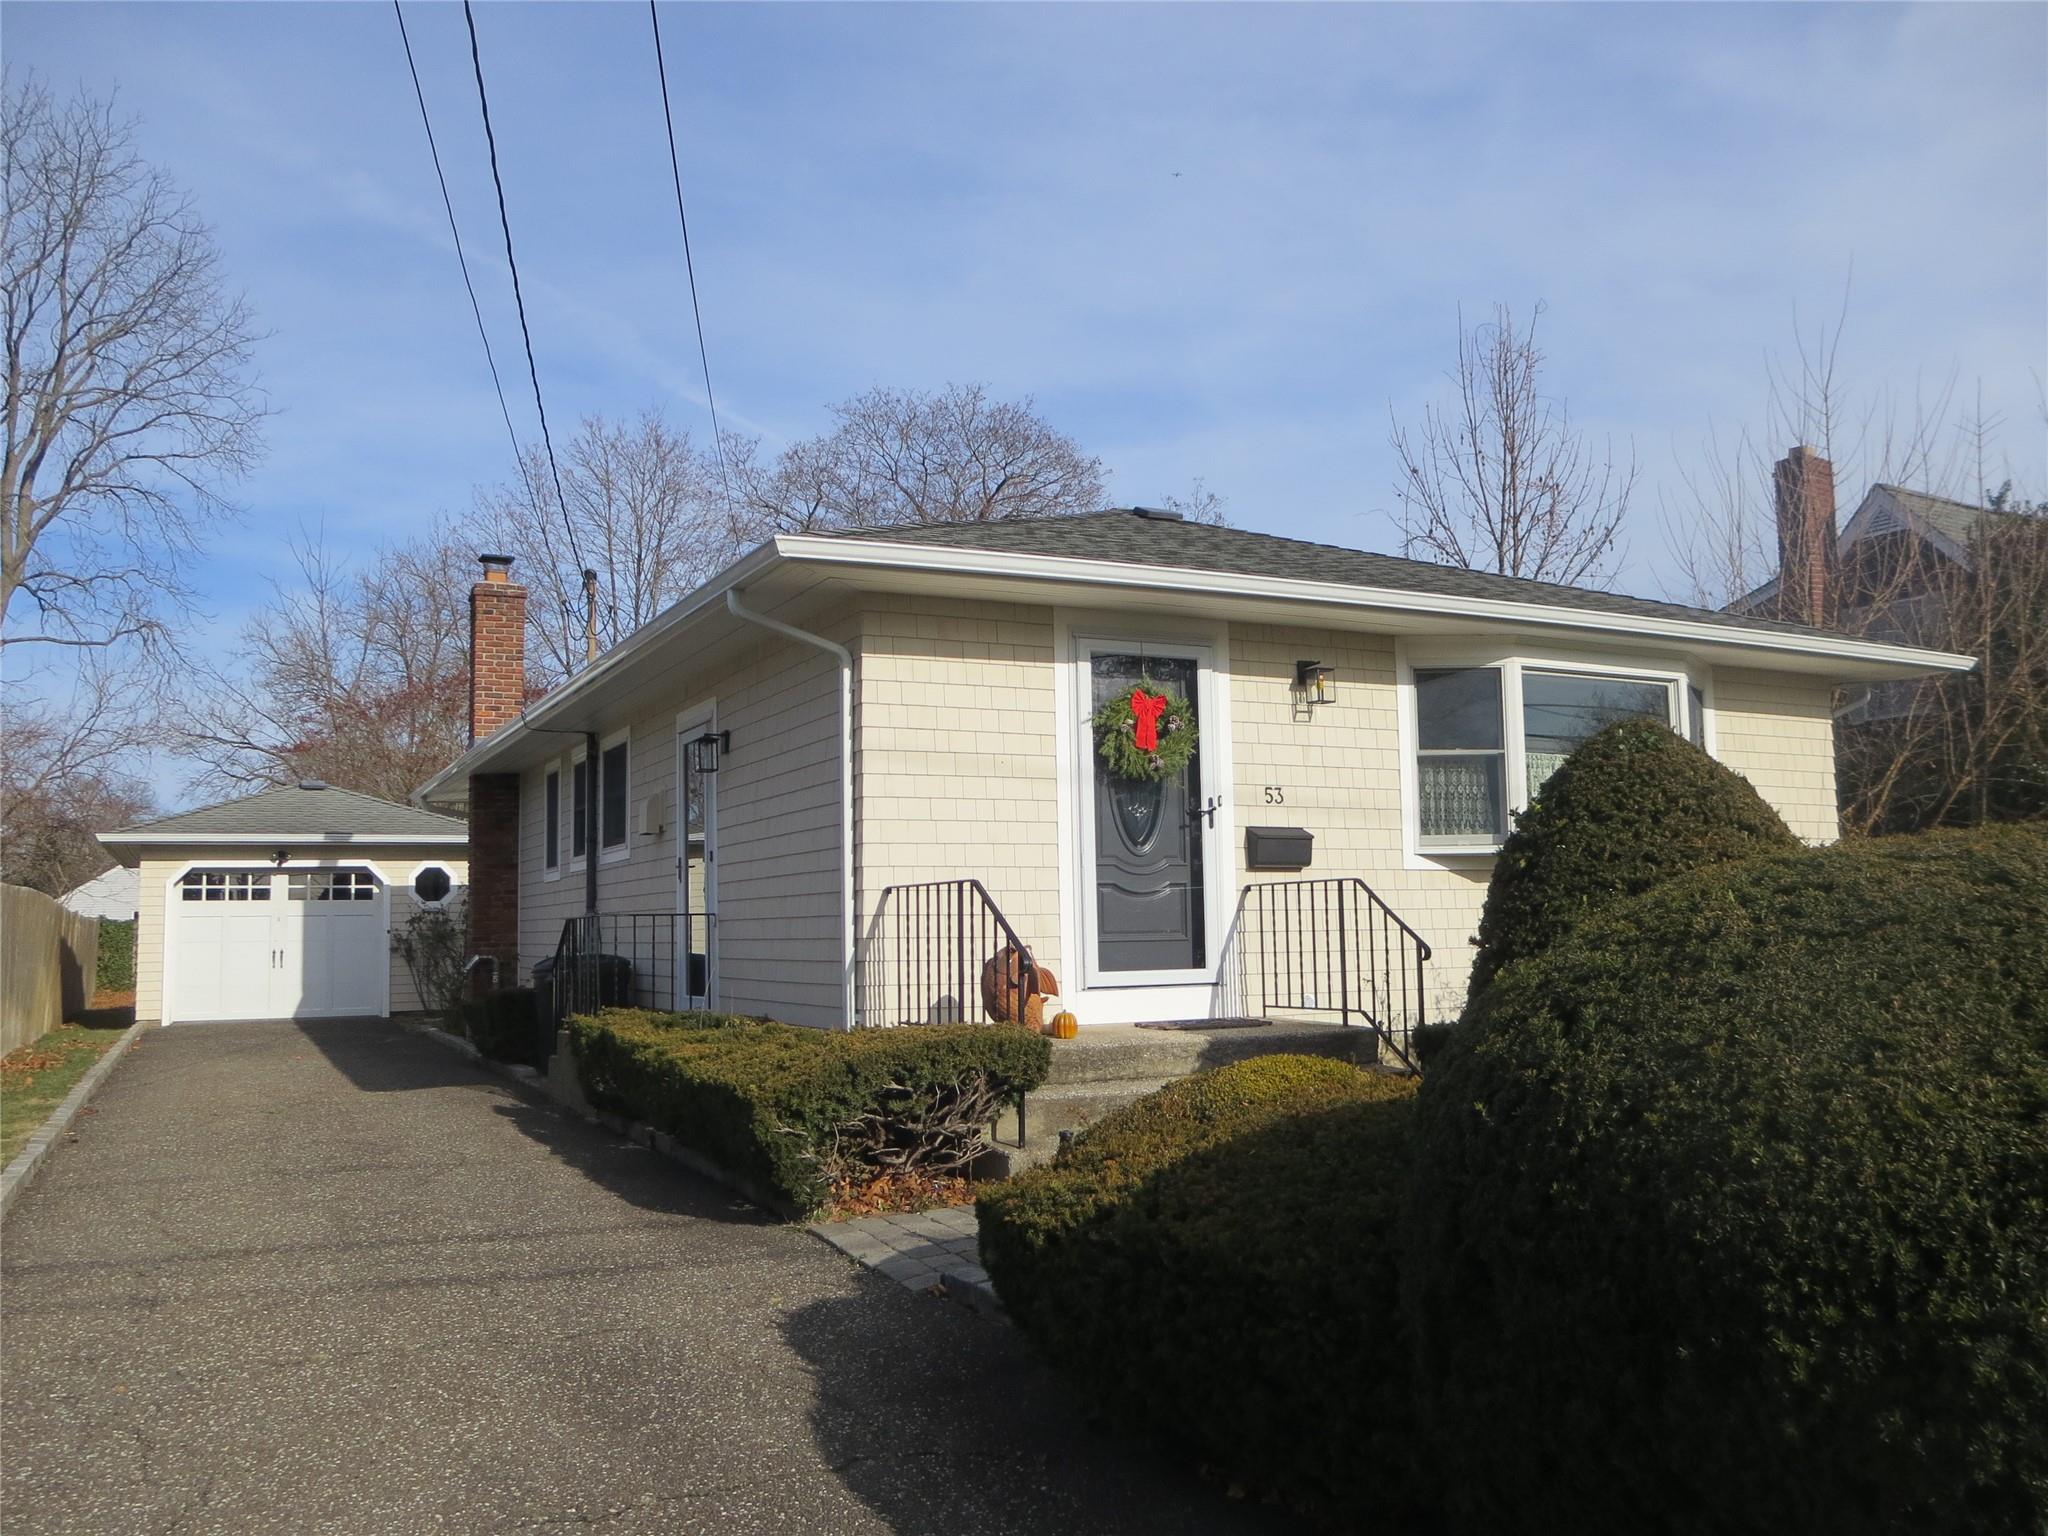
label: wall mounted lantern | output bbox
[1293,660,1337,706]
[686,730,731,774]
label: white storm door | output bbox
[676,707,719,1009]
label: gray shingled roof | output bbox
[828,510,1843,639]
[105,782,467,840]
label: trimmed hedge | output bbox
[1466,718,1796,999]
[95,917,135,992]
[978,1057,1428,1527]
[454,987,540,1065]
[1406,826,2048,1535]
[567,1009,1051,1216]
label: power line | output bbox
[391,0,525,479]
[461,0,584,575]
[647,0,733,510]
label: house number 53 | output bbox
[1263,785,1285,804]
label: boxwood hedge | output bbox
[1406,825,2048,1536]
[1466,718,1796,999]
[978,1056,1428,1527]
[567,1009,1051,1216]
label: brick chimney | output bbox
[1772,446,1839,629]
[466,553,524,994]
[469,553,526,744]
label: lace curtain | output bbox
[1419,756,1501,841]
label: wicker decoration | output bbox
[1092,685,1198,782]
[981,945,1059,1032]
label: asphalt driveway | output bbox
[2,1019,1294,1535]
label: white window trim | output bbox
[1396,641,1714,870]
[598,727,631,865]
[1050,608,1237,1024]
[407,860,460,911]
[542,766,562,882]
[568,747,589,873]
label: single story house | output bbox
[60,864,140,922]
[98,783,470,1026]
[417,512,1972,1054]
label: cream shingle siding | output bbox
[1227,623,1492,1018]
[1710,668,1840,843]
[135,845,468,1025]
[494,590,1851,1033]
[515,615,848,1028]
[853,595,1063,987]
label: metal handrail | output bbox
[1219,878,1433,1071]
[540,911,715,1060]
[857,879,1040,1029]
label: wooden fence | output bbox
[2,884,101,1056]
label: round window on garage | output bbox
[411,865,454,908]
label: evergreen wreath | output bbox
[1092,684,1199,782]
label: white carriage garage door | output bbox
[168,868,386,1023]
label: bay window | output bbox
[1412,658,1700,852]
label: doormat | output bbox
[1134,1018,1272,1031]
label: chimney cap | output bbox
[478,552,514,569]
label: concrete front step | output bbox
[979,1019,1390,1179]
[1039,1019,1380,1086]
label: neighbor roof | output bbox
[102,782,469,847]
[828,510,1845,640]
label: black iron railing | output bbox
[1218,879,1432,1071]
[537,911,714,1060]
[858,879,1040,1029]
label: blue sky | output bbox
[7,1,2045,802]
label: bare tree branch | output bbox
[2,75,267,652]
[1389,303,1633,588]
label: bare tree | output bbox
[1664,282,1972,609]
[2,75,265,653]
[0,662,155,893]
[178,531,473,803]
[725,382,1106,538]
[472,410,727,684]
[1836,490,2048,833]
[1390,303,1634,588]
[1158,477,1230,526]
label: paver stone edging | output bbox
[0,1019,147,1221]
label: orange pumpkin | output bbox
[1048,1011,1079,1040]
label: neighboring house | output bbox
[60,865,139,922]
[417,518,1971,1044]
[97,783,470,1026]
[1731,449,2003,725]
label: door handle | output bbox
[1187,795,1222,829]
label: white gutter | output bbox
[724,588,858,1032]
[98,832,469,848]
[413,538,785,807]
[774,534,1980,676]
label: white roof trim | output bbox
[415,529,1977,804]
[778,534,1978,672]
[98,832,469,849]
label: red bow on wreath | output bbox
[1128,688,1169,752]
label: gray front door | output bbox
[1092,653,1205,973]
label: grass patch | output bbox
[1,1016,129,1166]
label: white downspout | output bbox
[726,589,857,1030]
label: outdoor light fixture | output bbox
[1294,660,1337,706]
[272,849,291,867]
[686,730,731,774]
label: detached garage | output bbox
[98,782,470,1026]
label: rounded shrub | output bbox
[979,1056,1431,1527]
[1405,826,2048,1536]
[1465,718,1797,999]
